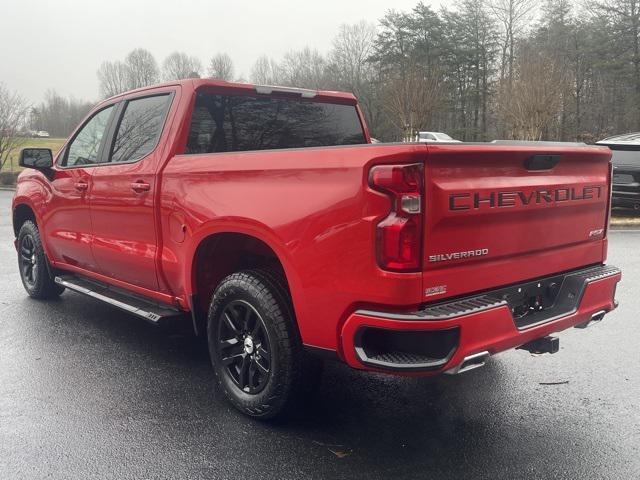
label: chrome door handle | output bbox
[74,181,88,191]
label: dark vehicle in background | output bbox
[597,133,640,212]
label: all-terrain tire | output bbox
[17,220,64,299]
[207,269,322,419]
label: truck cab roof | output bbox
[104,78,358,105]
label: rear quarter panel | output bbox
[159,144,427,350]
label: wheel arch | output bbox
[13,202,38,237]
[186,225,302,336]
[12,176,48,238]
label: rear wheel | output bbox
[207,269,321,419]
[17,220,64,299]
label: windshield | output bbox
[434,133,453,140]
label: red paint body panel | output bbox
[160,144,426,348]
[41,167,98,270]
[422,144,611,301]
[12,79,621,375]
[89,160,160,290]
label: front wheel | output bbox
[17,220,64,299]
[207,269,321,419]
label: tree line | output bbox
[3,0,640,150]
[92,0,640,142]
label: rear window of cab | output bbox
[184,92,367,154]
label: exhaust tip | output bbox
[575,310,607,329]
[445,351,490,375]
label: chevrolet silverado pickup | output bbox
[13,79,621,418]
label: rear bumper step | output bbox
[55,275,188,326]
[342,264,621,374]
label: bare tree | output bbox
[0,84,29,171]
[328,21,377,93]
[279,47,329,89]
[162,52,202,81]
[31,90,93,137]
[496,48,567,140]
[327,21,384,135]
[208,53,235,80]
[382,64,442,141]
[250,55,282,84]
[489,0,538,82]
[97,60,130,98]
[125,48,160,89]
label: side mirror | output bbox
[19,148,54,169]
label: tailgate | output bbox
[422,144,612,301]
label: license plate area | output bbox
[500,274,566,329]
[420,265,619,329]
[496,265,619,329]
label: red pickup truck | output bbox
[13,79,621,418]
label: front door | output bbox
[89,92,174,291]
[44,104,117,271]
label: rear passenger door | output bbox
[88,91,175,292]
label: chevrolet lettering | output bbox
[449,185,605,211]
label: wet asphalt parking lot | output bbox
[0,189,638,479]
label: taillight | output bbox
[369,163,424,272]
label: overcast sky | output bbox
[1,0,445,104]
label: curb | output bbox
[610,218,640,229]
[610,224,640,230]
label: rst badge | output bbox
[589,228,604,239]
[425,285,447,297]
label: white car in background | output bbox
[416,131,461,143]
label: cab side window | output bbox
[109,94,172,164]
[63,105,115,167]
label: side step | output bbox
[55,275,188,326]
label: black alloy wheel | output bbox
[207,269,323,419]
[217,299,272,394]
[17,220,64,299]
[20,233,38,287]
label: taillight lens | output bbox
[369,163,424,271]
